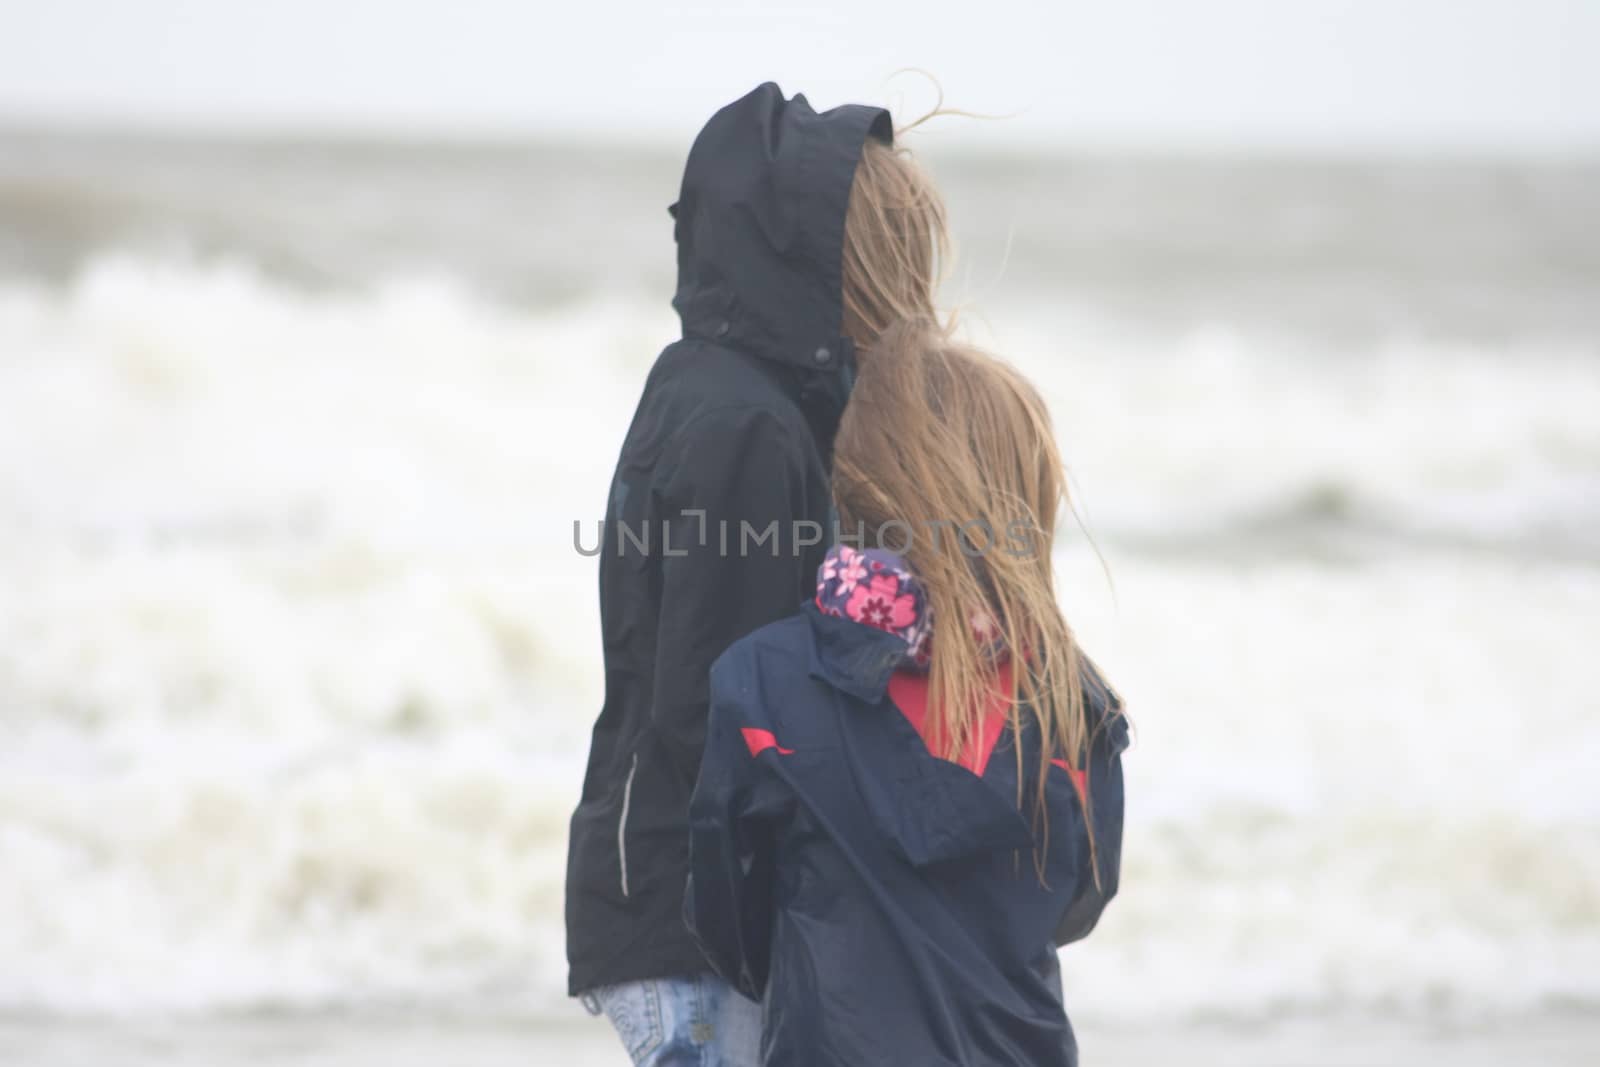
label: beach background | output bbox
[3,3,1599,1064]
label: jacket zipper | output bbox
[617,753,638,897]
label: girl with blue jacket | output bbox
[687,320,1129,1066]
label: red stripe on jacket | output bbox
[742,728,794,757]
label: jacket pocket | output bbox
[617,753,639,897]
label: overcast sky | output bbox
[3,0,1597,151]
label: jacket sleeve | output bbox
[1054,691,1130,946]
[648,405,815,791]
[685,652,788,999]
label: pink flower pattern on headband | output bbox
[847,574,918,631]
[815,545,931,667]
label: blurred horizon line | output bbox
[4,109,1599,164]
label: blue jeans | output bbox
[581,974,762,1066]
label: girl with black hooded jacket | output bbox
[565,84,950,1065]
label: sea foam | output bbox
[1,256,1597,1021]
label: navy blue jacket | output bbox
[686,602,1128,1066]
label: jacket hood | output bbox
[803,578,1125,871]
[670,82,892,373]
[804,601,1035,868]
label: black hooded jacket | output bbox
[566,84,892,995]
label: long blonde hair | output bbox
[831,319,1101,875]
[841,131,950,348]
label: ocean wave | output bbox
[2,254,1596,560]
[1,256,1598,1022]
